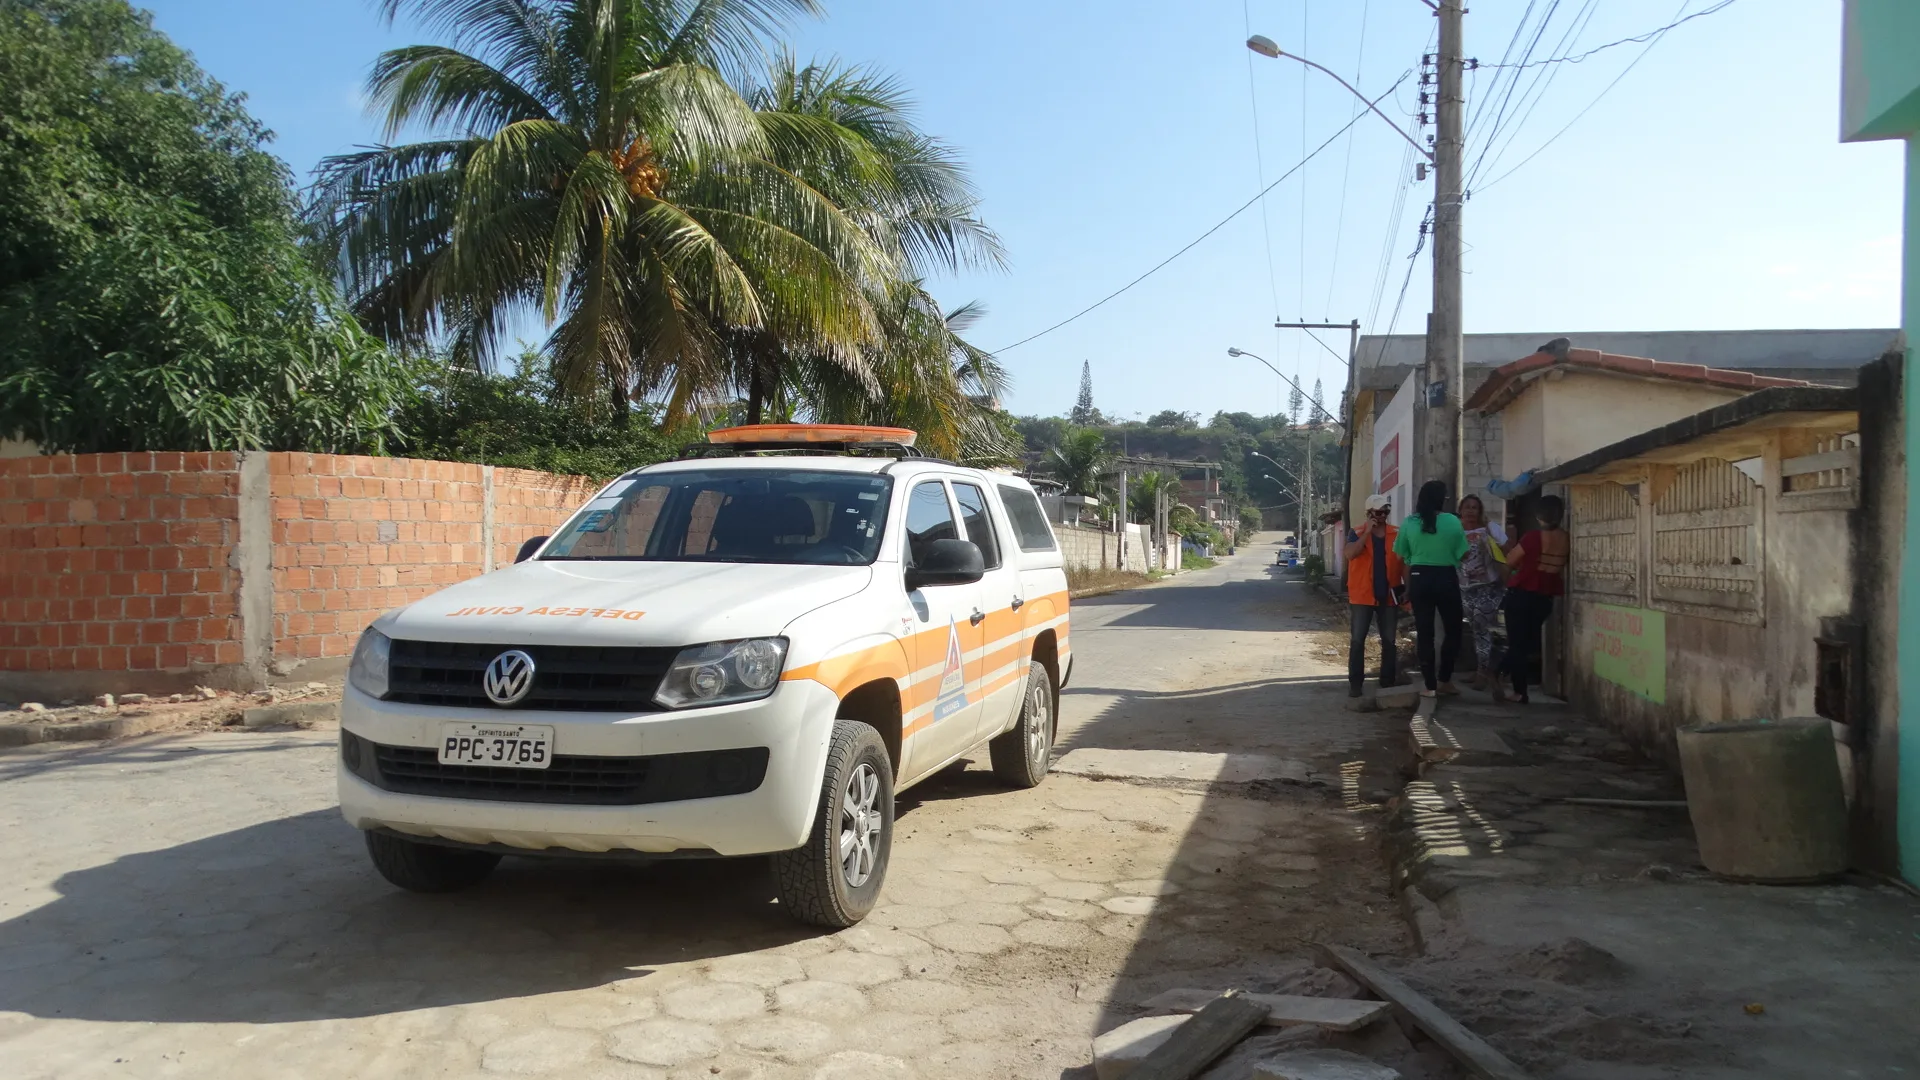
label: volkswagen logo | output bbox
[482,650,537,707]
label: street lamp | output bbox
[1245,35,1433,163]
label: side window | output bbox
[997,484,1058,552]
[951,483,1002,569]
[904,482,958,566]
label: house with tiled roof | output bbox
[1464,338,1819,482]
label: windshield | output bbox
[541,469,893,565]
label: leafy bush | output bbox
[394,357,685,480]
[0,0,420,453]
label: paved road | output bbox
[0,540,1407,1080]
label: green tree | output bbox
[395,351,679,477]
[1237,505,1263,537]
[1128,469,1170,523]
[309,1,1002,449]
[1145,409,1197,430]
[0,0,420,453]
[1047,426,1109,497]
[1069,360,1101,425]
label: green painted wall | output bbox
[1843,0,1920,884]
[1901,142,1920,884]
[1843,0,1920,139]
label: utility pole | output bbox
[1424,0,1466,503]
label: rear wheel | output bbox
[990,659,1055,788]
[364,831,500,893]
[773,720,894,928]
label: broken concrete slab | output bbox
[1093,1014,1189,1080]
[1138,989,1390,1032]
[1349,685,1421,713]
[1252,1048,1403,1079]
[1052,748,1312,786]
[240,700,338,730]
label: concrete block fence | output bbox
[0,452,596,699]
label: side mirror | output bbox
[905,539,985,591]
[515,535,549,564]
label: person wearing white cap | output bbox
[1340,493,1406,697]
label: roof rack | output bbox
[678,439,929,459]
[678,423,936,461]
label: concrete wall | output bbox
[1055,523,1149,575]
[1853,353,1907,874]
[1501,374,1744,478]
[0,452,597,698]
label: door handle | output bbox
[969,609,986,626]
[1010,597,1025,611]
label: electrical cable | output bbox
[1242,0,1285,351]
[1475,3,1688,192]
[1322,0,1372,318]
[993,71,1412,355]
[1484,0,1738,69]
[1468,0,1600,188]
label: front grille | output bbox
[342,731,769,806]
[387,639,679,712]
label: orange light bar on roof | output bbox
[707,424,918,446]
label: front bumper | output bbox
[336,679,838,857]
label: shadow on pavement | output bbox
[1048,541,1417,1073]
[0,808,821,1024]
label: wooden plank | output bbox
[1128,992,1270,1080]
[1139,988,1392,1032]
[1314,944,1533,1080]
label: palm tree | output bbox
[728,53,1003,422]
[1049,427,1111,498]
[306,0,889,418]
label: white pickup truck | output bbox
[337,424,1071,926]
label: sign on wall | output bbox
[1378,435,1400,495]
[1589,604,1666,704]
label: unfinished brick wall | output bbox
[269,455,490,666]
[0,453,244,688]
[493,467,600,568]
[0,452,598,697]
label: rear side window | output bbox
[904,482,958,566]
[997,484,1057,552]
[952,483,1002,569]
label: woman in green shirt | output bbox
[1394,480,1469,697]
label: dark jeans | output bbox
[1407,565,1463,691]
[1348,603,1399,691]
[1502,589,1556,697]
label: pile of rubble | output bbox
[1088,946,1527,1080]
[0,681,340,746]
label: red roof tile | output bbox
[1464,345,1813,413]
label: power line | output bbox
[1241,0,1284,345]
[1484,0,1738,69]
[1478,1,1696,190]
[1468,0,1600,188]
[1322,0,1372,318]
[993,71,1412,355]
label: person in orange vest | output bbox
[1341,494,1406,697]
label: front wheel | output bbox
[772,720,894,928]
[364,831,500,893]
[990,659,1055,788]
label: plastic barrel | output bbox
[1675,717,1848,882]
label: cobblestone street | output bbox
[0,545,1409,1079]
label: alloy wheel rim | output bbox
[1026,677,1051,770]
[838,762,882,888]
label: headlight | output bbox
[348,627,392,699]
[654,638,789,709]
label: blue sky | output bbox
[141,0,1900,422]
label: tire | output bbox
[772,720,894,928]
[364,831,501,893]
[990,659,1055,789]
